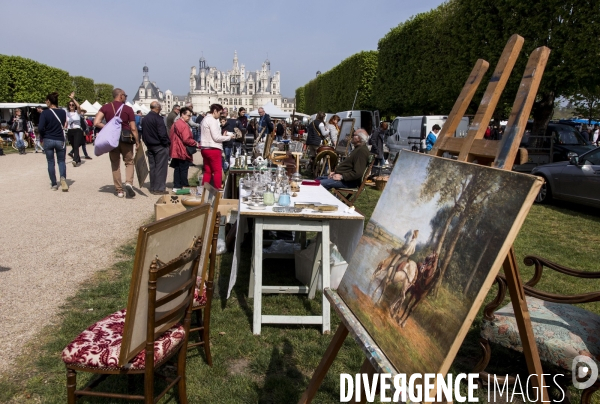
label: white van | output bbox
[335,110,375,136]
[386,115,469,154]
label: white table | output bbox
[228,184,364,334]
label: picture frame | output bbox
[336,118,355,155]
[337,151,541,376]
[119,204,211,366]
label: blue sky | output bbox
[2,0,445,99]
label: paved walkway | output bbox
[0,147,202,374]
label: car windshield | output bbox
[554,127,586,145]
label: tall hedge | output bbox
[72,76,95,103]
[299,51,378,115]
[294,87,305,113]
[0,54,114,106]
[373,0,600,127]
[0,55,73,105]
[94,84,114,105]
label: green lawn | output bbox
[1,188,599,403]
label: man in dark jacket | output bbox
[317,129,370,190]
[220,107,246,170]
[142,101,171,195]
[256,107,274,141]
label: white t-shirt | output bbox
[66,111,81,129]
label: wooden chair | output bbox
[188,212,220,365]
[62,205,211,403]
[332,156,375,215]
[475,255,600,402]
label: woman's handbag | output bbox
[94,103,124,156]
[186,145,197,156]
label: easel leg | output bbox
[298,324,349,404]
[503,247,548,402]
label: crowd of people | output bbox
[5,92,393,198]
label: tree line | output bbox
[0,55,114,106]
[296,0,600,128]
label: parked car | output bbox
[513,123,595,172]
[531,147,600,207]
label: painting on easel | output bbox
[337,151,541,375]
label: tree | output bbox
[568,86,600,123]
[94,84,114,104]
[295,86,305,113]
[72,76,95,103]
[300,51,378,114]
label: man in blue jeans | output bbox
[317,129,370,190]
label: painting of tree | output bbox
[337,151,541,375]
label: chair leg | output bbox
[144,364,154,404]
[66,368,77,404]
[202,306,213,367]
[177,345,189,404]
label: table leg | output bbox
[249,241,255,299]
[321,221,331,334]
[308,233,323,300]
[253,218,264,335]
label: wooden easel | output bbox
[298,34,551,404]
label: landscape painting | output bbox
[337,151,541,375]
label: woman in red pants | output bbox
[200,103,233,189]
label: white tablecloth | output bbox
[227,184,364,298]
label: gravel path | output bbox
[0,147,202,375]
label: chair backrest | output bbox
[145,234,205,367]
[362,155,375,183]
[119,204,211,366]
[199,183,221,284]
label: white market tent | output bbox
[93,101,103,110]
[248,102,290,119]
[79,100,98,115]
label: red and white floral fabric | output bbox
[61,309,185,370]
[193,276,207,307]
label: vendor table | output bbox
[228,184,364,335]
[223,167,277,199]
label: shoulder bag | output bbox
[49,109,68,144]
[112,103,136,144]
[94,103,124,156]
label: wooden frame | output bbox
[188,212,221,366]
[198,183,220,284]
[336,118,355,155]
[337,151,541,375]
[119,204,211,366]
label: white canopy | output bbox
[93,101,103,110]
[79,100,98,115]
[248,102,290,119]
[131,103,151,115]
[290,112,310,119]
